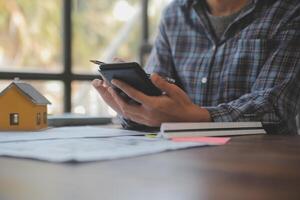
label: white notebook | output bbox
[160,122,266,138]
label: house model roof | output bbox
[0,82,51,105]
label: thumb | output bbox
[151,73,179,97]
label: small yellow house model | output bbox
[0,81,51,131]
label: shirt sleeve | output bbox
[205,16,300,134]
[144,7,176,78]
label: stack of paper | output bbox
[160,122,266,138]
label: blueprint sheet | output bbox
[0,136,208,162]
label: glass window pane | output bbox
[72,0,141,74]
[72,81,116,116]
[148,0,172,42]
[0,0,62,73]
[0,80,63,115]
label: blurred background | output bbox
[0,0,171,117]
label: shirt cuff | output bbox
[204,106,245,122]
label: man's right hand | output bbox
[92,57,126,115]
[92,79,123,115]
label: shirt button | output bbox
[212,45,217,51]
[201,77,207,84]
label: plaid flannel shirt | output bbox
[141,0,300,134]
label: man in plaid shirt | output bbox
[93,0,300,134]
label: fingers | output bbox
[92,79,123,114]
[92,79,103,88]
[92,79,111,103]
[92,79,108,94]
[112,92,162,125]
[108,87,155,126]
[109,87,142,115]
[150,74,183,97]
[111,79,152,105]
[93,79,112,90]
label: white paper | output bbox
[0,126,146,143]
[0,136,207,162]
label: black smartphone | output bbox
[97,62,162,103]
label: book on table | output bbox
[160,122,266,138]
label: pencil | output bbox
[90,60,105,65]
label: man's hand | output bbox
[92,79,123,115]
[107,73,211,127]
[92,57,127,115]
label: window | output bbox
[43,112,47,124]
[36,113,41,125]
[72,0,142,74]
[0,0,170,115]
[10,113,19,125]
[0,0,62,73]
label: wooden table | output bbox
[0,135,300,200]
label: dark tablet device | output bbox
[97,62,162,103]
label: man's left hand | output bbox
[109,73,211,127]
